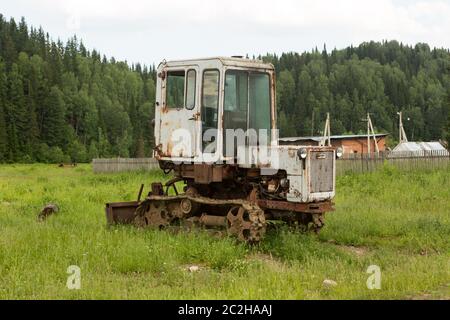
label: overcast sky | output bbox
[2,0,450,66]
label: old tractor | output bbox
[105,57,341,243]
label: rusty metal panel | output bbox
[194,163,212,184]
[105,201,139,224]
[309,150,334,193]
[257,199,334,213]
[212,166,223,182]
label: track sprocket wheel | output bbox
[226,204,266,243]
[134,199,172,229]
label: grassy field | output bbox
[0,164,449,299]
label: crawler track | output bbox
[106,190,331,244]
[132,194,267,243]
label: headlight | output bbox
[297,148,307,159]
[280,178,289,188]
[336,147,343,158]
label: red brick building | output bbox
[279,134,389,154]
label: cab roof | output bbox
[159,56,274,71]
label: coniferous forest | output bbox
[0,15,449,163]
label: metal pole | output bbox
[327,113,331,147]
[368,115,379,154]
[319,112,331,147]
[367,113,370,156]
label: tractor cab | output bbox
[154,57,276,163]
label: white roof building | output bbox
[391,141,449,157]
[391,112,449,156]
[392,141,447,152]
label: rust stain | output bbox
[257,199,335,213]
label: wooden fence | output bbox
[92,158,159,173]
[93,150,449,174]
[336,150,449,175]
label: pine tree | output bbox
[97,128,111,157]
[7,63,28,160]
[135,135,145,158]
[116,130,131,157]
[0,61,8,161]
[0,103,7,161]
[446,107,450,150]
[88,141,99,160]
[41,86,65,147]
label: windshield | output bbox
[223,70,271,155]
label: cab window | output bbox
[223,70,271,153]
[224,71,248,131]
[249,73,271,132]
[185,69,196,109]
[166,70,185,108]
[201,69,220,151]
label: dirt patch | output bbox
[408,284,450,300]
[418,248,440,256]
[337,245,368,257]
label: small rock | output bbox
[323,279,338,288]
[188,265,200,272]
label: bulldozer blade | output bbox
[105,201,140,225]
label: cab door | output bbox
[159,67,199,158]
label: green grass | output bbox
[0,164,449,299]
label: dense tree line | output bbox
[0,16,449,163]
[262,42,449,144]
[0,15,156,163]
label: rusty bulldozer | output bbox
[106,57,340,243]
